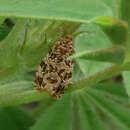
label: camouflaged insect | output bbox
[34,35,74,99]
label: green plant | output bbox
[0,0,130,130]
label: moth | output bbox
[34,35,74,99]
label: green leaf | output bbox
[0,1,125,50]
[0,0,115,22]
[87,92,130,130]
[123,71,130,97]
[92,16,128,45]
[32,98,56,118]
[75,95,107,130]
[0,107,35,130]
[87,83,130,130]
[88,83,130,107]
[31,94,72,130]
[91,83,129,100]
[30,83,130,130]
[74,23,113,77]
[0,19,27,83]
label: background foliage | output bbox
[0,0,129,130]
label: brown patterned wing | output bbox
[34,35,74,99]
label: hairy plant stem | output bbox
[67,62,130,92]
[70,46,125,63]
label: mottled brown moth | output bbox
[34,35,74,99]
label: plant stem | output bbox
[67,62,130,92]
[70,46,125,63]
